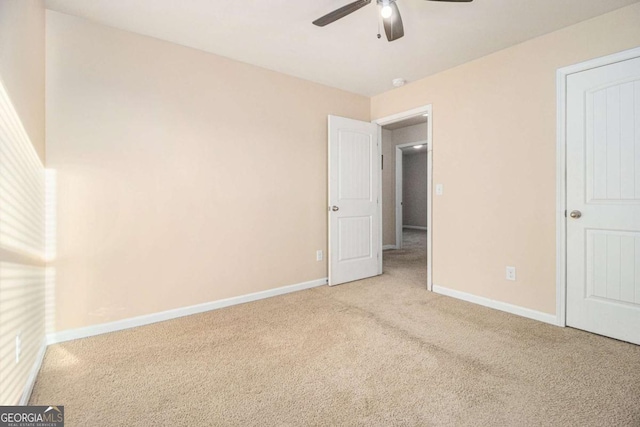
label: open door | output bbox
[565,54,640,344]
[328,115,380,286]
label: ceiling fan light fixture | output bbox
[380,4,393,18]
[313,0,472,41]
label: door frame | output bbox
[373,104,433,291]
[395,141,429,249]
[555,46,640,327]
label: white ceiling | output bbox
[45,0,639,96]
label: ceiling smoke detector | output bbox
[392,78,406,88]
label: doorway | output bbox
[375,105,433,291]
[395,141,429,249]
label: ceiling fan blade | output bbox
[383,2,404,42]
[426,0,473,2]
[313,0,372,27]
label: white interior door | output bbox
[566,55,640,345]
[328,115,380,286]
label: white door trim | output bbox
[556,46,640,327]
[373,105,433,291]
[395,140,428,249]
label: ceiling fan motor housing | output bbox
[313,0,471,41]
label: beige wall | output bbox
[0,0,45,162]
[372,3,640,314]
[0,0,46,404]
[381,123,428,246]
[403,151,428,228]
[46,11,370,331]
[393,124,428,147]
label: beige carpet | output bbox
[30,230,640,426]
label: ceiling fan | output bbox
[313,0,473,42]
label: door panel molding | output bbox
[556,46,640,329]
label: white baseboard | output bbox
[432,284,557,325]
[382,245,397,250]
[48,278,327,345]
[19,337,48,405]
[403,226,427,231]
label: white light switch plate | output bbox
[435,184,443,196]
